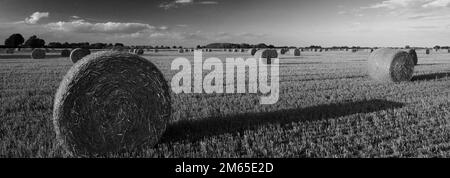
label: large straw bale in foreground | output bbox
[53,51,171,156]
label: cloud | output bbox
[365,0,422,9]
[363,0,450,10]
[422,0,450,7]
[24,12,49,24]
[159,0,218,10]
[159,0,193,9]
[45,19,158,34]
[199,1,219,4]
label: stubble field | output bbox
[1,49,450,157]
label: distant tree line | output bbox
[203,43,277,49]
[3,33,448,50]
[1,33,187,49]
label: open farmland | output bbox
[1,49,450,158]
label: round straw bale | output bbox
[249,48,257,56]
[426,49,430,54]
[368,48,414,83]
[153,49,159,53]
[289,48,301,56]
[406,49,418,65]
[70,48,91,63]
[448,49,450,53]
[278,48,288,55]
[179,49,184,53]
[61,49,71,57]
[6,48,14,54]
[136,49,144,55]
[53,51,171,156]
[254,49,278,65]
[31,48,46,59]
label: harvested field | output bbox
[1,49,450,157]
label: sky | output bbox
[0,0,449,47]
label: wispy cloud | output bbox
[422,0,450,8]
[24,12,49,24]
[199,1,219,4]
[45,19,161,34]
[159,0,218,10]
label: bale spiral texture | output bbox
[31,49,46,59]
[406,49,418,65]
[61,49,71,57]
[53,51,171,156]
[254,49,278,65]
[368,48,414,83]
[70,48,91,63]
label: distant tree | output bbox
[178,46,183,49]
[434,45,441,50]
[62,42,70,48]
[268,45,275,48]
[24,35,45,48]
[4,33,25,48]
[196,45,202,49]
[48,42,63,48]
[255,43,268,48]
[114,43,124,47]
[240,43,251,49]
[91,43,106,49]
[405,45,410,49]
